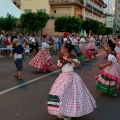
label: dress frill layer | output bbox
[29,49,52,72]
[95,62,120,94]
[47,72,96,117]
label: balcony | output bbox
[13,0,21,7]
[86,16,104,23]
[49,13,83,19]
[98,0,104,4]
[49,0,84,7]
[103,3,107,8]
[86,3,104,17]
[94,0,104,6]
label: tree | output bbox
[20,11,49,33]
[105,27,113,35]
[54,16,82,33]
[82,19,100,34]
[0,13,17,31]
[97,26,106,35]
[0,17,5,30]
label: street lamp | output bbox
[112,7,116,34]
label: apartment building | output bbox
[114,0,120,31]
[12,0,107,34]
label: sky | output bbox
[103,0,115,14]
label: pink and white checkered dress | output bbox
[29,49,52,72]
[47,72,96,117]
[86,40,97,51]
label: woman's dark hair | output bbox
[109,43,116,51]
[42,34,47,39]
[117,34,120,39]
[64,43,74,52]
[6,34,9,37]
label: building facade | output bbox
[12,0,107,35]
[105,14,114,28]
[114,0,120,31]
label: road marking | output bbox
[0,70,60,95]
[0,52,105,95]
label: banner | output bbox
[80,29,84,36]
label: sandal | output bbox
[14,74,18,77]
[18,77,23,80]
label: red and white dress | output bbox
[29,42,52,72]
[86,38,98,57]
[95,53,120,94]
[47,56,96,117]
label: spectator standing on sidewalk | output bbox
[0,31,6,56]
[53,35,59,54]
[58,36,63,53]
[10,31,17,46]
[5,34,11,57]
[29,34,38,55]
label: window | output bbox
[24,9,32,13]
[38,9,46,13]
[54,10,56,13]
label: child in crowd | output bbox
[95,43,120,96]
[12,39,26,80]
[47,43,96,120]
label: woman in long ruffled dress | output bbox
[79,35,86,56]
[109,35,120,91]
[29,35,53,72]
[95,43,120,96]
[72,34,85,61]
[47,43,96,120]
[86,34,98,58]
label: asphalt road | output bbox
[0,50,120,120]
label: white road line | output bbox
[0,52,105,95]
[0,70,60,95]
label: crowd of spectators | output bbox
[0,31,105,58]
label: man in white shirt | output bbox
[63,37,68,43]
[80,36,86,43]
[79,35,86,55]
[52,35,59,54]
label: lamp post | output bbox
[112,7,116,34]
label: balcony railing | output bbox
[86,3,104,15]
[49,0,84,5]
[13,0,21,6]
[103,3,107,8]
[86,15,103,23]
[49,13,83,19]
[98,0,104,5]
